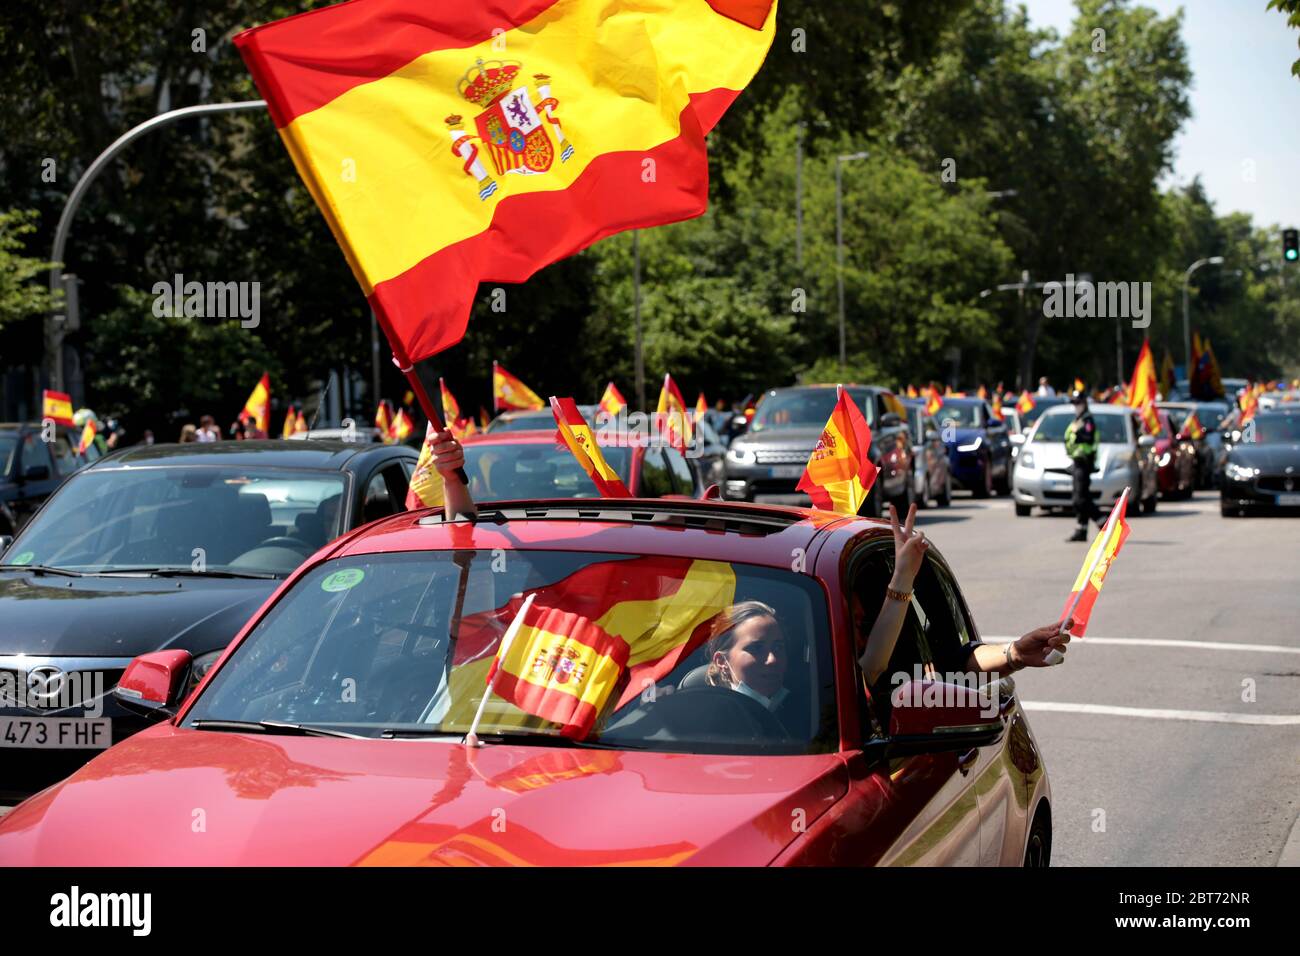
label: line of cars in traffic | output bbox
[0,396,1055,866]
[1,380,1293,864]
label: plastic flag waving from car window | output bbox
[1059,488,1132,638]
[550,396,631,498]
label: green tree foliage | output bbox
[0,210,60,332]
[1268,0,1300,77]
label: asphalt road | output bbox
[915,489,1300,866]
[3,488,1296,866]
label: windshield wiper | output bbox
[460,730,629,750]
[96,567,283,580]
[379,728,467,740]
[191,719,362,739]
[0,564,85,578]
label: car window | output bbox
[463,442,633,500]
[850,545,976,738]
[750,389,877,432]
[936,403,983,428]
[184,550,838,756]
[1,467,347,574]
[50,432,83,475]
[19,432,54,475]
[361,471,397,524]
[1030,412,1129,444]
[664,447,695,495]
[638,447,674,498]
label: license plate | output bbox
[0,717,111,750]
[769,465,804,479]
[1277,494,1300,506]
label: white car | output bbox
[1011,404,1159,517]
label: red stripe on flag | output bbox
[705,0,775,30]
[234,0,561,128]
[367,88,735,364]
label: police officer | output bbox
[1066,388,1102,541]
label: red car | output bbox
[0,499,1052,866]
[1153,410,1196,500]
[461,431,702,500]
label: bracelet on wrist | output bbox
[885,585,911,603]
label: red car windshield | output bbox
[185,550,837,755]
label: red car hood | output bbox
[0,724,847,866]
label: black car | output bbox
[720,385,913,515]
[0,439,417,798]
[1219,413,1300,517]
[0,423,100,539]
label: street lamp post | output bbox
[45,99,267,395]
[1182,256,1224,384]
[835,151,869,368]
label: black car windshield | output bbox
[185,550,837,756]
[464,442,632,500]
[1253,415,1300,444]
[0,467,346,575]
[488,408,594,433]
[750,389,875,433]
[935,403,984,428]
[1019,397,1068,427]
[1030,412,1130,444]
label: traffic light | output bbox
[1285,228,1299,263]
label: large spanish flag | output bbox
[1059,490,1131,637]
[234,0,777,366]
[796,389,877,515]
[494,361,544,411]
[551,395,631,498]
[442,555,736,729]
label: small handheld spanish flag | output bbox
[796,388,878,515]
[1139,400,1161,435]
[493,361,544,412]
[374,400,393,440]
[484,602,631,740]
[1016,390,1036,415]
[694,391,708,424]
[76,419,97,455]
[924,385,943,417]
[656,373,691,452]
[598,381,626,419]
[390,407,414,443]
[238,373,271,435]
[1182,411,1205,440]
[1060,488,1131,637]
[42,390,75,427]
[551,396,631,498]
[281,406,298,439]
[405,423,446,510]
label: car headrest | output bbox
[677,663,711,691]
[235,493,272,529]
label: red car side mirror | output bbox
[886,679,1004,756]
[114,650,194,716]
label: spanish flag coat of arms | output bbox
[234,0,777,366]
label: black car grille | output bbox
[1256,476,1299,493]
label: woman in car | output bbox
[704,600,788,712]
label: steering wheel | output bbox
[657,684,792,742]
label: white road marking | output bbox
[1020,701,1300,726]
[983,635,1300,655]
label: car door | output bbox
[663,445,700,497]
[928,558,1026,866]
[11,431,59,529]
[821,541,984,866]
[635,446,675,498]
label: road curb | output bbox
[1280,809,1300,867]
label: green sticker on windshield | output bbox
[10,551,34,566]
[321,568,364,592]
